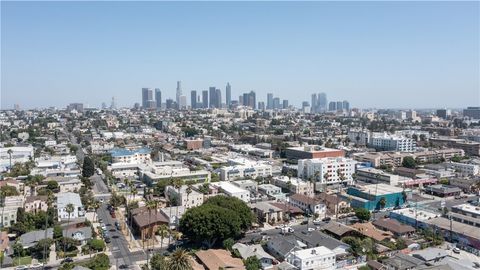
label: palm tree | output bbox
[173,178,184,227]
[91,200,100,222]
[336,169,346,220]
[167,248,192,270]
[156,224,169,250]
[63,203,75,257]
[185,184,192,208]
[146,200,159,267]
[379,197,386,210]
[7,149,13,172]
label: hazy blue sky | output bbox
[1,1,479,109]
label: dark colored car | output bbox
[105,237,111,243]
[61,257,74,264]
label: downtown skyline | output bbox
[2,1,479,109]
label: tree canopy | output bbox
[402,156,417,169]
[354,208,371,222]
[82,156,95,177]
[179,196,253,247]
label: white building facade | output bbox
[298,157,356,189]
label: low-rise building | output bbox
[232,243,276,269]
[288,193,326,216]
[24,195,48,213]
[57,192,85,221]
[110,147,151,164]
[285,145,344,162]
[369,133,416,152]
[285,246,336,270]
[356,167,406,186]
[220,162,272,181]
[424,184,461,197]
[165,185,204,209]
[258,184,286,201]
[346,184,407,211]
[0,196,24,228]
[273,176,314,197]
[210,181,251,203]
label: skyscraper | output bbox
[176,81,182,105]
[226,83,231,107]
[202,90,208,108]
[179,95,187,110]
[155,88,162,109]
[110,96,116,109]
[141,88,153,108]
[191,90,197,109]
[342,100,350,111]
[283,100,289,109]
[243,93,249,107]
[336,101,343,111]
[273,97,281,109]
[248,91,256,109]
[215,89,222,108]
[319,93,327,111]
[311,94,317,113]
[258,101,265,111]
[328,101,336,111]
[267,93,274,109]
[209,87,216,108]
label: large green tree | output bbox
[82,156,95,177]
[203,196,254,230]
[402,156,417,169]
[244,256,262,270]
[179,203,242,247]
[354,208,371,222]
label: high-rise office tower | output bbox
[191,90,197,109]
[273,97,281,109]
[166,99,174,109]
[110,96,116,109]
[342,100,350,111]
[215,89,222,108]
[239,95,243,105]
[319,93,327,111]
[283,100,289,109]
[179,95,187,110]
[176,81,182,105]
[226,83,231,107]
[248,91,256,109]
[328,101,336,111]
[311,94,318,113]
[202,90,208,108]
[141,88,153,108]
[101,102,107,109]
[258,101,265,111]
[155,88,162,109]
[336,101,343,111]
[209,87,216,108]
[267,93,274,109]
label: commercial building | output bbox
[258,184,286,201]
[141,162,210,184]
[273,176,314,197]
[285,145,344,161]
[190,90,197,109]
[346,184,406,211]
[155,88,162,109]
[464,106,480,119]
[297,157,356,189]
[356,167,406,186]
[424,184,461,197]
[430,137,480,156]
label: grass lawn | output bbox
[13,256,32,266]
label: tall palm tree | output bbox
[185,184,192,208]
[63,203,75,257]
[336,169,346,220]
[146,200,159,267]
[91,200,100,222]
[173,178,184,227]
[7,149,13,172]
[167,248,192,270]
[156,224,169,250]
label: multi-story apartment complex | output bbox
[165,185,204,209]
[210,181,251,203]
[0,196,24,228]
[369,133,416,152]
[219,162,272,181]
[285,246,336,270]
[272,176,314,197]
[57,192,85,221]
[110,147,152,164]
[430,137,480,156]
[297,157,356,189]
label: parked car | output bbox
[15,266,28,270]
[115,221,120,230]
[100,224,107,231]
[61,257,74,264]
[105,237,111,243]
[322,217,331,222]
[453,247,460,254]
[111,211,116,218]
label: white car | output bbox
[307,227,315,232]
[101,224,107,231]
[453,247,460,254]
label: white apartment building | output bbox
[0,146,34,172]
[0,196,24,228]
[273,176,314,197]
[220,162,272,181]
[210,181,251,203]
[285,246,336,270]
[165,185,204,209]
[110,147,151,164]
[57,192,85,221]
[297,157,356,189]
[347,129,370,146]
[447,162,479,176]
[369,133,416,152]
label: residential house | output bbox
[57,192,85,221]
[372,218,415,237]
[194,249,245,270]
[19,228,53,248]
[285,246,336,270]
[24,196,48,213]
[165,185,204,209]
[288,193,326,216]
[63,226,93,245]
[232,243,276,269]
